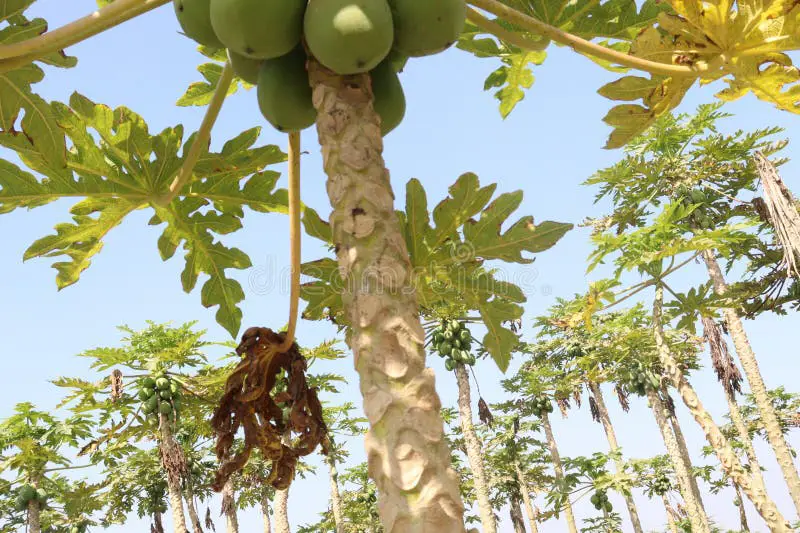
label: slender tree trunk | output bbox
[661,495,678,533]
[159,416,189,533]
[514,461,539,533]
[27,476,41,533]
[454,364,497,533]
[154,512,166,533]
[540,412,578,533]
[647,389,710,533]
[184,483,204,533]
[733,481,751,532]
[221,479,239,533]
[509,495,526,533]
[651,284,790,530]
[665,405,707,514]
[727,390,767,491]
[588,381,644,533]
[328,457,345,533]
[308,62,466,532]
[702,250,800,514]
[261,494,273,533]
[274,486,290,533]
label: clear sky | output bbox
[1,1,798,532]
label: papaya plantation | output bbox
[1,0,800,532]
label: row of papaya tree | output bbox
[2,105,800,532]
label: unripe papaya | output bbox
[159,402,173,415]
[156,378,170,390]
[370,60,406,135]
[257,47,317,133]
[19,485,36,502]
[210,0,305,59]
[388,0,465,57]
[305,0,394,74]
[227,50,262,84]
[173,0,223,48]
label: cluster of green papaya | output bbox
[173,0,465,134]
[69,524,89,533]
[676,185,715,230]
[430,319,476,371]
[590,489,612,513]
[652,474,671,495]
[13,484,47,512]
[530,395,553,417]
[138,372,182,422]
[620,360,660,397]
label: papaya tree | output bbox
[5,0,800,529]
[0,403,97,533]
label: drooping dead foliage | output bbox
[615,385,630,413]
[754,151,800,279]
[702,316,742,396]
[589,395,601,423]
[211,327,328,492]
[478,397,494,427]
[110,369,124,402]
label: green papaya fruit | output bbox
[370,59,406,135]
[141,377,156,389]
[459,329,471,342]
[15,494,28,511]
[448,319,460,331]
[257,47,317,133]
[35,489,48,503]
[388,0,466,57]
[210,0,305,59]
[433,333,444,344]
[465,354,476,366]
[156,377,170,390]
[439,341,452,355]
[159,402,173,415]
[154,371,166,379]
[387,48,408,72]
[159,389,173,400]
[146,395,159,411]
[169,381,180,394]
[442,329,454,340]
[603,501,613,512]
[590,493,599,505]
[691,189,705,203]
[173,0,223,48]
[138,389,151,401]
[452,338,462,350]
[305,0,394,75]
[19,485,37,502]
[227,49,262,84]
[444,358,455,371]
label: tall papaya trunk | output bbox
[27,476,41,533]
[154,512,165,533]
[327,457,345,533]
[661,495,678,533]
[184,483,204,533]
[454,364,497,533]
[664,403,707,515]
[261,494,273,533]
[158,415,189,533]
[308,61,466,532]
[727,391,767,491]
[588,381,644,533]
[221,479,239,533]
[651,285,790,530]
[733,481,751,532]
[514,461,539,533]
[509,495,526,533]
[540,412,578,533]
[702,250,800,514]
[646,389,710,533]
[274,486,290,533]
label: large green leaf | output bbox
[300,173,572,371]
[0,92,288,337]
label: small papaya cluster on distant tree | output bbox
[652,473,672,496]
[619,360,661,397]
[673,184,718,231]
[529,395,553,417]
[429,319,477,371]
[13,484,47,512]
[137,372,183,422]
[174,0,466,134]
[590,489,613,513]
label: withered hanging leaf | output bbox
[205,507,215,531]
[110,369,124,402]
[572,388,582,408]
[664,393,676,416]
[211,327,328,492]
[589,395,601,423]
[556,397,570,417]
[478,397,494,427]
[615,385,630,412]
[702,316,742,396]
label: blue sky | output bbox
[1,1,798,531]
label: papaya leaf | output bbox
[0,92,288,338]
[177,62,242,107]
[301,173,572,371]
